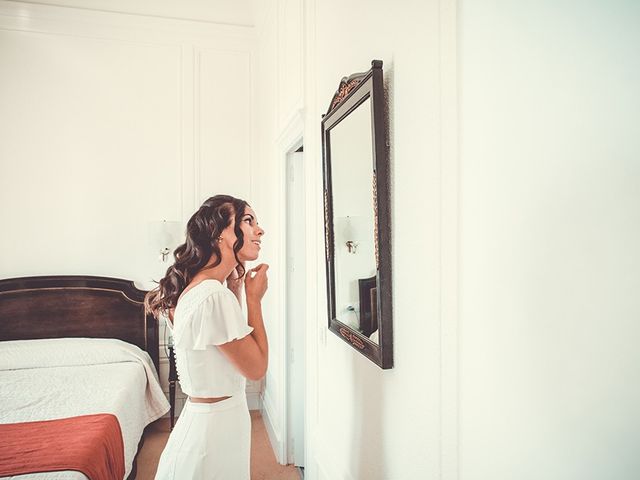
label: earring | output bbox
[218,237,223,243]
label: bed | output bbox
[0,275,170,480]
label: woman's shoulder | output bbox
[175,279,235,316]
[171,279,248,348]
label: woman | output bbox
[145,194,268,479]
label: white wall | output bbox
[256,0,640,479]
[459,1,640,479]
[0,0,257,413]
[11,0,254,26]
[308,1,445,479]
[255,0,447,478]
[0,0,254,283]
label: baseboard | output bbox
[315,450,354,480]
[260,392,284,463]
[247,391,262,410]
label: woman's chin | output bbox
[239,252,259,262]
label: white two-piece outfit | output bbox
[155,279,254,480]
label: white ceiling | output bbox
[10,0,255,26]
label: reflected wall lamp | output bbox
[148,220,181,262]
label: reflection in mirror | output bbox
[329,98,378,343]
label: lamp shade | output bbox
[148,220,182,253]
[336,215,369,243]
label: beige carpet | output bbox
[135,411,301,480]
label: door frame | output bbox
[263,109,306,465]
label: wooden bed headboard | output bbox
[0,275,159,373]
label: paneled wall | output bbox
[251,0,306,461]
[0,0,258,414]
[294,1,638,479]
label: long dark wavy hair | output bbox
[145,194,249,319]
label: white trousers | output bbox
[155,394,251,480]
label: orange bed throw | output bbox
[0,413,125,480]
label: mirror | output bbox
[321,60,393,369]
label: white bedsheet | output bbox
[0,338,170,480]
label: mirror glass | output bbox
[329,98,379,343]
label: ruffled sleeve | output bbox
[174,290,254,350]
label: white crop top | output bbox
[167,279,254,397]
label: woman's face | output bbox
[221,206,265,262]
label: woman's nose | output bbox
[257,226,265,236]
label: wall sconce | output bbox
[336,216,367,254]
[148,220,182,262]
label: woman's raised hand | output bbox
[245,263,269,303]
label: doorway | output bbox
[285,143,306,470]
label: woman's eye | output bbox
[244,218,252,223]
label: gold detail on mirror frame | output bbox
[330,79,362,113]
[324,189,330,260]
[339,326,366,350]
[373,174,379,269]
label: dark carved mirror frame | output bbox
[321,60,393,369]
